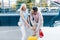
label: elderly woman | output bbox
[18,3,34,40]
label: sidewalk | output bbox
[0,26,60,40]
[0,26,21,40]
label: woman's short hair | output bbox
[20,3,26,11]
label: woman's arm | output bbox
[20,12,32,29]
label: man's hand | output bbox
[30,26,36,31]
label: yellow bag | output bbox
[28,36,38,40]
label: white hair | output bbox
[20,3,26,11]
[17,3,26,12]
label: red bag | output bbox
[39,29,44,38]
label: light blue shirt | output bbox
[19,10,29,22]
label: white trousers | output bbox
[18,22,39,40]
[18,22,27,40]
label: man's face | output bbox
[31,10,37,15]
[33,11,37,15]
[31,10,34,14]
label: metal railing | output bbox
[0,0,60,13]
[0,0,21,13]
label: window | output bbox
[0,0,2,7]
[0,0,17,13]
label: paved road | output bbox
[0,26,21,40]
[0,26,60,40]
[0,26,34,40]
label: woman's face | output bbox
[22,5,26,11]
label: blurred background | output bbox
[0,0,60,27]
[0,0,60,40]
